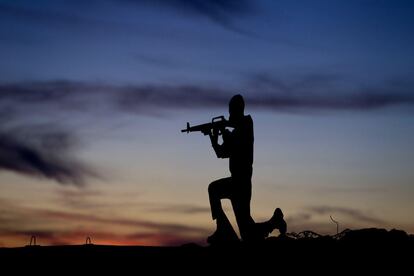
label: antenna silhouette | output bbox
[330,215,339,234]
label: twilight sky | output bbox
[1,0,414,247]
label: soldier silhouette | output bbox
[205,94,286,244]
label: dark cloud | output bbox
[118,85,228,113]
[124,0,254,34]
[2,77,414,116]
[0,127,95,186]
[0,81,105,108]
[244,73,414,111]
[0,81,104,185]
[118,78,414,112]
[0,3,112,32]
[0,0,256,40]
[1,76,413,183]
[309,206,385,225]
[0,2,178,45]
[246,91,414,111]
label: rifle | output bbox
[181,116,230,135]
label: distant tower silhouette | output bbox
[27,235,39,247]
[84,236,93,245]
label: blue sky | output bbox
[0,0,413,246]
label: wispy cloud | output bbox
[32,209,207,234]
[144,204,212,214]
[123,0,255,34]
[54,187,212,214]
[0,2,175,45]
[278,207,387,235]
[0,0,256,40]
[244,73,414,111]
[0,81,106,185]
[54,188,110,209]
[2,76,413,117]
[0,2,114,32]
[1,75,413,184]
[0,127,95,186]
[309,206,385,225]
[118,82,414,113]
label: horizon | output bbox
[1,0,414,247]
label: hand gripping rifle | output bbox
[181,116,229,136]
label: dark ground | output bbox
[1,228,412,273]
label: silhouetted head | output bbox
[274,208,284,219]
[229,94,245,124]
